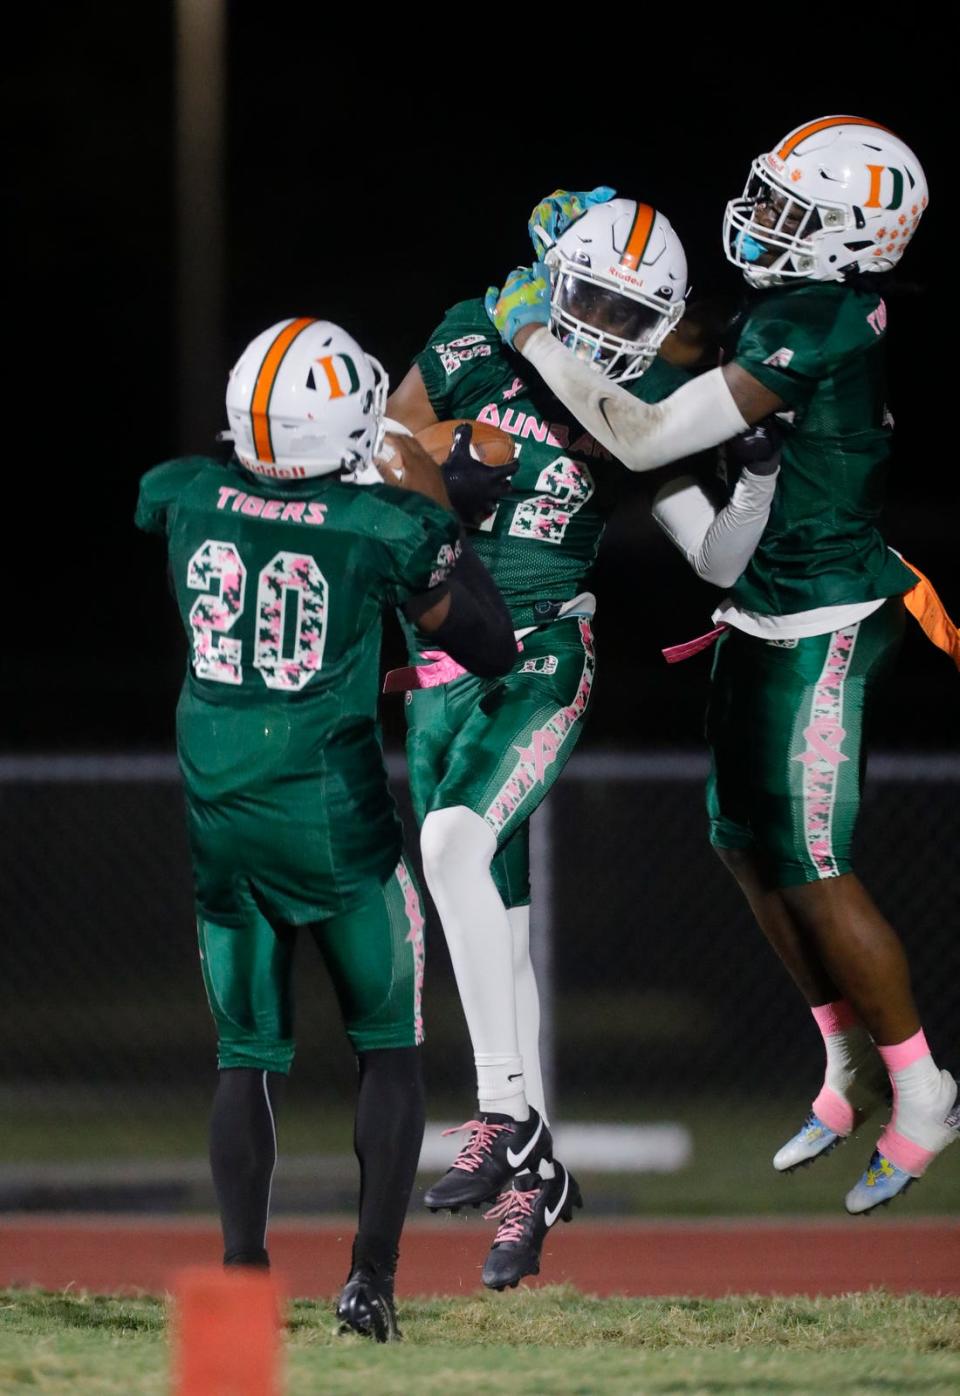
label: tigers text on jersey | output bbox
[135,454,460,922]
[730,282,916,616]
[414,299,691,632]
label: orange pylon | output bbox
[172,1266,284,1396]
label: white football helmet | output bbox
[224,318,388,479]
[723,116,928,288]
[541,198,687,382]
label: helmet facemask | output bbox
[725,163,848,286]
[340,354,388,485]
[546,249,683,383]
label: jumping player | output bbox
[135,317,515,1339]
[490,122,958,1212]
[387,191,780,1288]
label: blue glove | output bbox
[484,262,551,348]
[528,186,616,253]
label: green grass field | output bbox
[2,1287,959,1395]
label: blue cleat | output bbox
[844,1150,915,1214]
[846,1075,959,1215]
[774,1113,844,1173]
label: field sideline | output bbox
[2,1286,959,1395]
[3,1214,958,1299]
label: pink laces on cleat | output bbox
[484,1187,537,1244]
[442,1120,513,1173]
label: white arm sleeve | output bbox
[520,329,748,472]
[651,467,779,588]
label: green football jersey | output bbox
[135,454,460,919]
[730,282,916,615]
[414,298,691,633]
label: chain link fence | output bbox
[1,750,958,1206]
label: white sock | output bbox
[507,904,549,1126]
[876,1030,957,1172]
[420,807,528,1121]
[810,1001,886,1134]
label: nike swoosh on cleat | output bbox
[506,1115,543,1169]
[544,1167,569,1227]
[507,1073,523,1082]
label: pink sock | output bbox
[809,1000,876,1136]
[875,1029,951,1175]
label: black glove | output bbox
[441,423,519,527]
[718,415,783,486]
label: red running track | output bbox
[2,1215,958,1297]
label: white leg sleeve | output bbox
[420,807,528,1120]
[507,905,548,1125]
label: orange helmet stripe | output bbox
[621,202,655,270]
[251,317,315,463]
[776,116,892,159]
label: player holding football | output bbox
[387,190,781,1287]
[136,318,516,1340]
[489,120,959,1212]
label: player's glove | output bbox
[719,415,783,485]
[441,423,518,527]
[528,186,616,254]
[484,263,551,349]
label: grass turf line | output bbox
[1,1287,959,1395]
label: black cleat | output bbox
[424,1108,553,1211]
[481,1161,582,1292]
[336,1266,400,1342]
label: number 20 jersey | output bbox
[135,454,460,922]
[413,298,691,631]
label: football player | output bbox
[387,191,781,1288]
[135,317,516,1339]
[490,120,959,1212]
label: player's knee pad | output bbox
[198,916,296,1075]
[420,806,497,892]
[215,1034,295,1075]
[707,812,755,855]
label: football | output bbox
[415,419,517,467]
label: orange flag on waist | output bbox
[902,559,960,671]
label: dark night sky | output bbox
[7,16,956,751]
